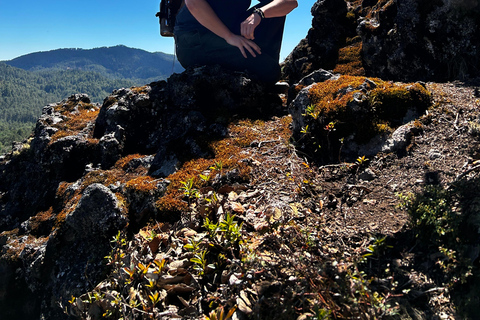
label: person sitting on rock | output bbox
[174,0,298,85]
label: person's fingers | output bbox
[240,14,259,40]
[248,40,261,55]
[238,45,247,58]
[245,25,255,40]
[248,27,254,40]
[244,43,257,58]
[241,25,250,39]
[241,24,247,38]
[227,34,261,58]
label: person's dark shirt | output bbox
[175,0,252,35]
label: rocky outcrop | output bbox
[1,1,480,319]
[359,0,480,81]
[93,65,283,174]
[0,66,282,320]
[282,0,349,84]
[283,0,480,83]
[288,69,432,163]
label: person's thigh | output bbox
[176,30,281,84]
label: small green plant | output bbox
[324,121,336,132]
[70,231,171,319]
[323,121,337,154]
[309,306,332,320]
[200,173,211,182]
[184,236,203,254]
[148,291,161,306]
[203,216,220,240]
[344,265,400,318]
[210,161,224,172]
[202,213,244,247]
[104,231,127,267]
[356,155,368,166]
[203,191,221,216]
[204,305,237,320]
[218,213,243,245]
[304,104,320,120]
[186,212,245,279]
[301,125,310,135]
[397,184,475,294]
[180,177,199,199]
[191,249,215,276]
[399,185,458,245]
[363,235,392,260]
[338,137,345,162]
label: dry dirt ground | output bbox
[225,81,480,319]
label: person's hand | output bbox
[241,13,261,40]
[225,33,262,58]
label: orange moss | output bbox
[49,113,293,219]
[104,96,119,108]
[49,131,71,142]
[333,42,365,76]
[125,176,158,193]
[308,77,431,122]
[81,170,109,188]
[28,207,54,232]
[87,138,100,145]
[80,167,144,191]
[308,75,369,117]
[229,119,265,147]
[302,75,432,157]
[156,117,293,213]
[49,107,100,144]
[54,194,81,229]
[295,85,306,94]
[375,122,393,134]
[115,192,127,208]
[413,119,424,130]
[54,168,128,229]
[52,100,98,116]
[156,153,230,213]
[161,158,213,204]
[56,181,74,204]
[130,86,149,94]
[156,193,189,212]
[114,154,144,170]
[2,233,49,262]
[346,0,362,7]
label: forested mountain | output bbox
[0,46,183,154]
[0,62,137,153]
[4,45,183,83]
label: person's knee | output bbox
[247,58,281,85]
[255,67,281,85]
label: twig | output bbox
[423,287,445,294]
[453,112,460,130]
[318,163,355,170]
[258,138,281,148]
[454,164,480,182]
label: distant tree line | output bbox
[0,63,136,154]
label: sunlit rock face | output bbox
[283,0,480,83]
[359,0,480,81]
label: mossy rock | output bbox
[290,74,432,163]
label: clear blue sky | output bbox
[0,0,316,61]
